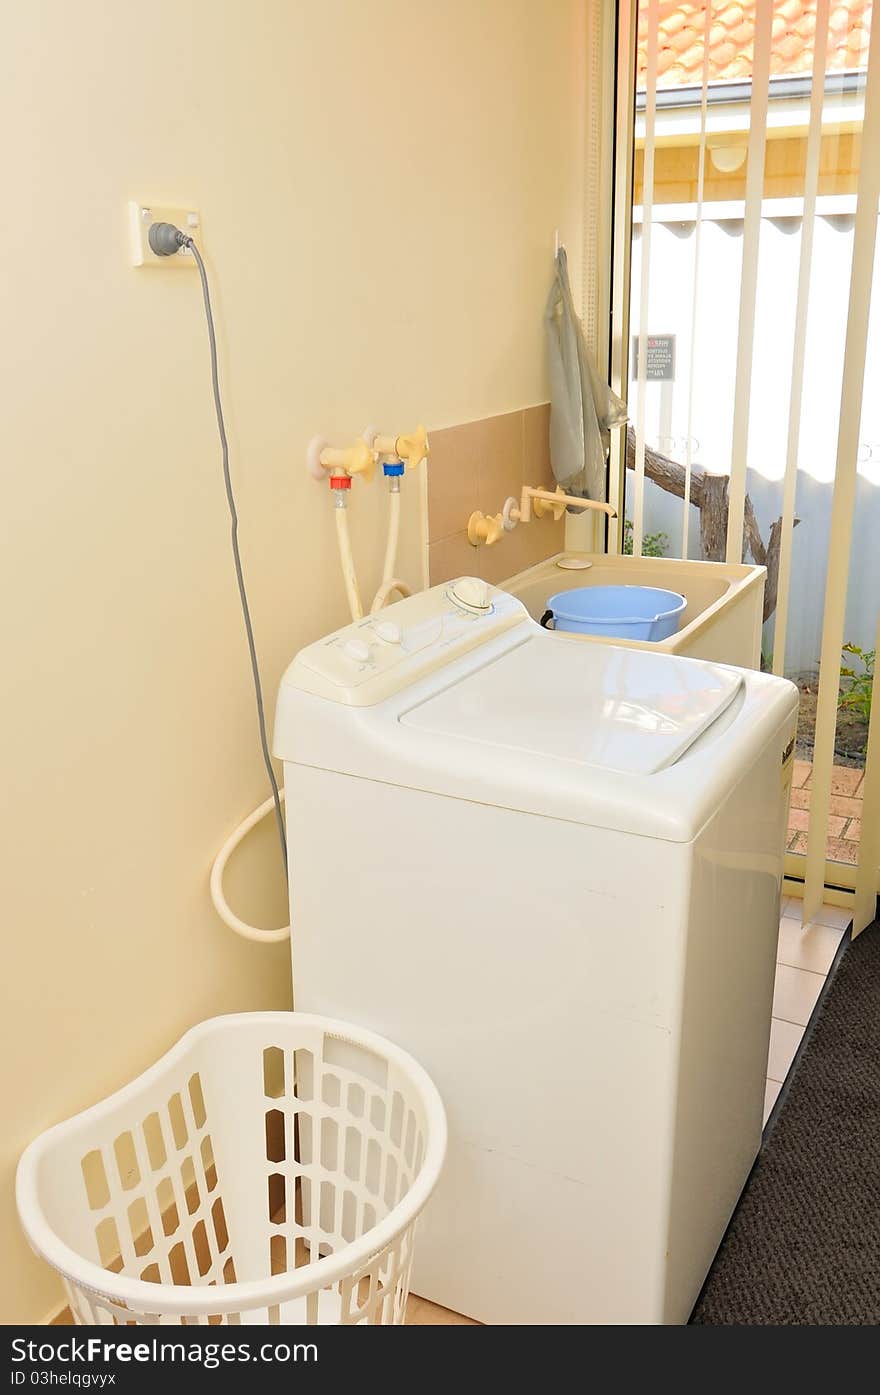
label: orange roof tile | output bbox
[637,0,872,90]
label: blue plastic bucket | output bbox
[543,585,687,642]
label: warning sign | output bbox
[631,334,676,381]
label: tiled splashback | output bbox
[427,404,565,587]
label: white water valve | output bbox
[129,202,201,267]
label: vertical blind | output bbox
[806,5,880,931]
[619,0,880,934]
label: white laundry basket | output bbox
[17,1013,446,1325]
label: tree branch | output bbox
[623,426,800,623]
[624,426,706,508]
[743,493,767,567]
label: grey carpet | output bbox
[691,919,880,1325]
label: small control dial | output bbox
[342,637,371,664]
[374,620,402,644]
[449,576,492,614]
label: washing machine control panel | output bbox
[287,579,529,705]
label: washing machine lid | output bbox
[399,633,743,776]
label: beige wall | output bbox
[0,1,587,1320]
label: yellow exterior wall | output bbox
[0,0,587,1321]
[635,130,862,204]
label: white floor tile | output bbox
[773,963,824,1027]
[776,917,844,975]
[763,1077,782,1124]
[779,896,791,919]
[767,1017,805,1082]
[782,900,852,932]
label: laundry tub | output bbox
[504,552,766,669]
[543,584,687,642]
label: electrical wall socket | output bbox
[128,202,201,268]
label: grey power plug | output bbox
[148,222,191,256]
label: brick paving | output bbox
[788,759,865,866]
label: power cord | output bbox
[149,222,288,881]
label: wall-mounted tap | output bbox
[365,424,430,471]
[468,486,617,547]
[510,485,617,526]
[307,435,377,484]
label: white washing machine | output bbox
[274,577,798,1325]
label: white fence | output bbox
[630,209,880,676]
[638,471,880,675]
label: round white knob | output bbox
[374,620,402,644]
[342,637,371,663]
[450,576,491,613]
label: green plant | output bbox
[622,517,669,558]
[838,642,874,725]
